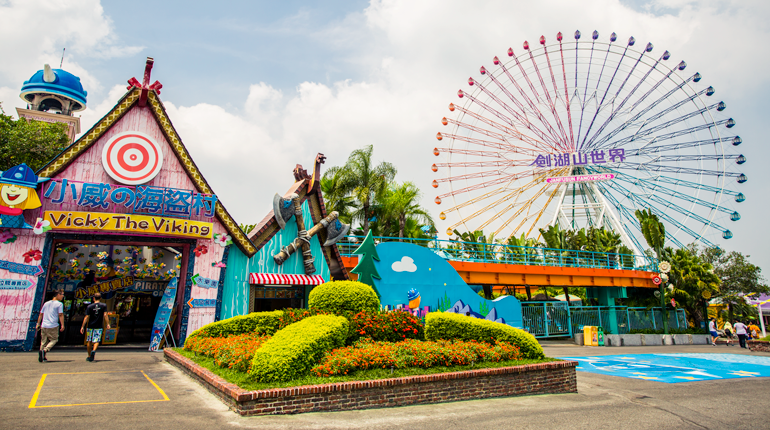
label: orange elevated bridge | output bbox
[338,236,657,292]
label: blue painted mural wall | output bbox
[219,201,331,319]
[372,242,523,328]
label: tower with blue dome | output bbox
[16,64,87,142]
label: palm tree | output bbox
[339,145,397,235]
[668,246,720,328]
[635,209,670,333]
[380,182,433,241]
[320,166,356,224]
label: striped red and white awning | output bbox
[249,273,325,286]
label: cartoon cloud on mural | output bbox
[370,242,523,328]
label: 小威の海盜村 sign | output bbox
[43,180,217,218]
[43,211,213,239]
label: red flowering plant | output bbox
[312,338,521,377]
[348,310,424,343]
[184,332,271,373]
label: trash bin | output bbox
[591,326,599,346]
[597,327,604,347]
[583,326,593,346]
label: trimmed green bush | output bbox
[308,280,380,315]
[186,310,283,340]
[425,312,545,359]
[250,314,349,382]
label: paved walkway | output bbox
[1,344,768,429]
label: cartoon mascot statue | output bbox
[0,164,48,228]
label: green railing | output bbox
[570,306,688,335]
[339,236,657,271]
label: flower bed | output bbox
[312,338,520,377]
[184,332,271,373]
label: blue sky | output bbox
[93,0,371,107]
[1,0,768,276]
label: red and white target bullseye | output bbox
[101,131,164,185]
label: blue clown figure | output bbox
[0,164,48,228]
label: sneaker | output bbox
[38,350,43,362]
[90,351,95,362]
[86,355,92,362]
[712,343,716,346]
[43,351,48,361]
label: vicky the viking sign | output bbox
[43,210,213,239]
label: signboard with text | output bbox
[149,277,178,351]
[43,210,213,239]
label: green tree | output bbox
[320,166,356,225]
[351,231,381,296]
[699,247,768,322]
[0,103,70,171]
[635,209,670,333]
[667,246,720,328]
[339,145,396,235]
[379,181,433,241]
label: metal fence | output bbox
[569,306,688,335]
[520,304,689,337]
[521,302,572,337]
[338,236,658,271]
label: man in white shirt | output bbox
[36,289,65,362]
[734,320,748,349]
[708,318,718,346]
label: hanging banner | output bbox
[149,277,178,351]
[0,279,33,289]
[0,259,43,276]
[43,210,213,239]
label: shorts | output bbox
[710,331,718,338]
[86,328,103,343]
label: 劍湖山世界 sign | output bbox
[43,211,213,239]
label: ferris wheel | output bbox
[432,30,745,252]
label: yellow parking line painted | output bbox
[29,370,170,409]
[28,374,47,409]
[42,370,141,375]
[141,370,169,401]
[31,399,168,408]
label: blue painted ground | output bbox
[561,353,770,383]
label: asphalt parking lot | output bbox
[1,343,768,430]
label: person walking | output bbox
[709,318,718,346]
[36,289,65,362]
[734,319,748,349]
[723,320,733,346]
[80,293,110,362]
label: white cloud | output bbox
[0,0,142,113]
[391,256,417,272]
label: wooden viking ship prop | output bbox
[272,193,349,275]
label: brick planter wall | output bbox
[165,349,577,416]
[748,340,770,353]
